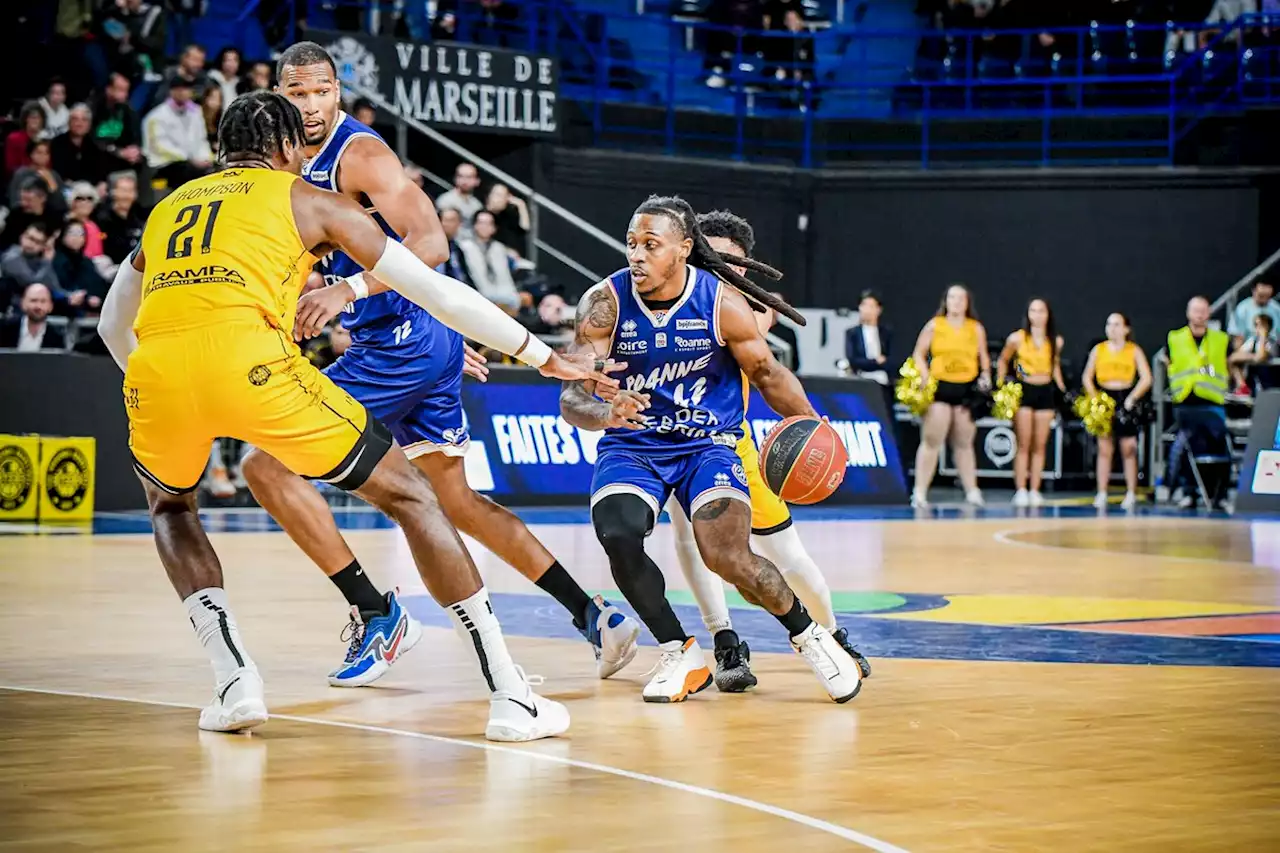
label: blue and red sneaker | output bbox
[579,595,640,679]
[328,590,423,688]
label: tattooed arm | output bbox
[560,283,649,431]
[719,285,817,419]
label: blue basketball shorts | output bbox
[323,328,468,459]
[589,444,750,522]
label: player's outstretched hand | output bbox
[463,343,489,382]
[539,350,626,388]
[294,281,354,341]
[605,390,650,430]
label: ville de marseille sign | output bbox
[316,30,560,138]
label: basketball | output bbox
[758,416,848,505]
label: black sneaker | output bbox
[713,640,758,693]
[832,627,872,679]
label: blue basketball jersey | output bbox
[598,266,744,456]
[302,111,444,356]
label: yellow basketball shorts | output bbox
[124,321,389,494]
[736,430,792,534]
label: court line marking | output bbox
[0,683,909,853]
[991,526,1262,568]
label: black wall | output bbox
[533,147,1278,368]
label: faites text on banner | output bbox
[458,369,908,506]
[315,30,560,137]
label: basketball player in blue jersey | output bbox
[239,43,641,695]
[560,195,865,704]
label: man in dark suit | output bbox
[845,289,894,383]
[0,282,66,350]
[436,207,473,287]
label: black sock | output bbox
[775,596,813,638]
[713,629,741,650]
[330,560,388,619]
[535,560,593,628]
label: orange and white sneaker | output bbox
[642,638,713,703]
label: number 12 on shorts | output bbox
[392,320,412,345]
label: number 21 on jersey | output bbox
[165,200,223,260]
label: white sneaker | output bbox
[1093,492,1109,508]
[1120,492,1137,510]
[485,668,571,742]
[965,488,985,507]
[910,491,929,508]
[199,667,268,733]
[584,596,641,680]
[1176,492,1195,509]
[1012,489,1030,507]
[642,638,713,703]
[1028,490,1044,508]
[207,467,236,498]
[791,623,862,703]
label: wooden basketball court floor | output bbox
[2,504,1279,852]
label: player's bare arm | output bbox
[291,181,619,386]
[99,245,148,370]
[343,137,447,268]
[720,286,817,419]
[560,283,647,430]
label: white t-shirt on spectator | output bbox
[1227,297,1280,340]
[18,318,46,352]
[858,325,889,385]
[40,99,69,139]
[459,237,520,311]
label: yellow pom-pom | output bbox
[1073,392,1115,438]
[894,357,936,417]
[991,382,1022,421]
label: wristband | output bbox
[514,332,553,368]
[346,273,369,301]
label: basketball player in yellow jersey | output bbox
[97,92,616,738]
[664,211,870,691]
[909,284,991,508]
[1082,312,1152,509]
[995,298,1066,508]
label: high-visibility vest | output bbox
[1166,326,1229,404]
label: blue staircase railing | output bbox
[214,2,1280,168]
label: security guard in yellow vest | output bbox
[1166,296,1236,507]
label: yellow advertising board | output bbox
[0,434,96,524]
[0,434,41,522]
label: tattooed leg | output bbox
[691,499,795,616]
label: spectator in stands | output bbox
[1227,279,1280,346]
[40,79,70,139]
[51,104,109,191]
[5,103,46,182]
[95,172,146,265]
[703,0,766,88]
[515,289,570,335]
[436,162,484,240]
[237,61,272,95]
[485,183,529,257]
[97,0,167,88]
[460,210,520,312]
[8,140,65,209]
[763,9,817,109]
[154,43,209,107]
[1230,312,1275,394]
[143,78,212,187]
[1202,0,1256,48]
[353,97,377,127]
[0,283,65,351]
[92,73,145,176]
[432,0,459,40]
[763,0,804,30]
[845,289,893,404]
[65,183,108,263]
[201,86,224,151]
[1,224,61,308]
[208,47,242,107]
[0,182,61,250]
[53,221,108,313]
[437,207,473,286]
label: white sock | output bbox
[184,587,256,684]
[752,525,836,631]
[447,587,525,696]
[668,499,733,635]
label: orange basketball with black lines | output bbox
[758,416,847,505]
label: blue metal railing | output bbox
[227,2,1280,167]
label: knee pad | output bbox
[592,494,653,554]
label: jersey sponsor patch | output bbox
[676,318,708,331]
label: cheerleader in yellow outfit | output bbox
[996,298,1066,508]
[1081,313,1152,510]
[909,284,991,507]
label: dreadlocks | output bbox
[276,41,337,81]
[632,195,804,325]
[217,91,306,166]
[695,209,756,258]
